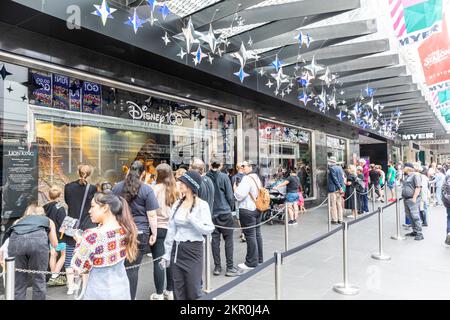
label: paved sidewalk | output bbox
[4,201,450,300]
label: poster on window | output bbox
[82,81,102,114]
[69,78,82,112]
[30,72,52,107]
[52,74,69,110]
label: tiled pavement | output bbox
[4,200,450,300]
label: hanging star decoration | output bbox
[318,86,327,106]
[191,45,207,65]
[286,87,292,94]
[162,32,171,45]
[394,107,402,118]
[328,91,337,109]
[158,2,170,20]
[92,0,116,26]
[364,85,376,97]
[208,54,214,64]
[0,65,12,80]
[337,110,346,121]
[271,67,289,91]
[296,31,312,48]
[234,67,250,83]
[303,56,324,78]
[181,17,200,54]
[259,69,265,77]
[271,54,283,72]
[319,67,332,87]
[248,37,253,46]
[21,95,27,102]
[200,24,220,54]
[6,85,13,93]
[366,97,374,111]
[231,42,258,70]
[125,9,146,34]
[298,92,311,106]
[147,9,158,26]
[298,72,312,87]
[266,80,274,88]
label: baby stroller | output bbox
[261,189,286,225]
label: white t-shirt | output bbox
[234,173,261,211]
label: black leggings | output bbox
[150,228,173,294]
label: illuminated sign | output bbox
[401,132,435,140]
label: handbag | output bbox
[59,184,90,237]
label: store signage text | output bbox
[401,133,435,141]
[420,139,450,145]
[7,150,35,157]
[127,101,183,126]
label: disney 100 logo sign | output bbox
[127,101,183,126]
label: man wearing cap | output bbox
[206,158,241,277]
[328,156,345,224]
[402,163,424,240]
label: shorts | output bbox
[286,192,300,203]
[50,242,67,252]
[387,181,395,189]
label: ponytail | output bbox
[118,197,139,263]
[78,164,92,186]
[122,161,145,203]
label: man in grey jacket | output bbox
[206,159,241,277]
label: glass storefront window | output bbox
[326,136,347,165]
[258,120,313,198]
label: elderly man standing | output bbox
[358,159,370,213]
[328,157,345,224]
[402,163,424,241]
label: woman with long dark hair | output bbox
[71,191,138,299]
[149,163,179,300]
[112,160,159,300]
[162,171,214,300]
[63,164,97,295]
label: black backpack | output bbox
[443,176,450,208]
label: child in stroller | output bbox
[261,188,287,224]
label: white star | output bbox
[303,56,325,78]
[274,89,279,96]
[208,54,214,64]
[177,48,187,59]
[259,69,265,76]
[286,87,292,94]
[147,9,158,26]
[281,91,285,98]
[181,17,200,54]
[162,32,171,45]
[266,80,274,88]
[271,67,289,90]
[200,24,219,53]
[231,42,259,70]
[319,67,332,87]
[248,37,253,46]
[92,0,116,26]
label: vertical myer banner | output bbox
[389,0,443,46]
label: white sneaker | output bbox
[238,263,254,270]
[146,253,153,257]
[163,290,174,300]
[150,293,164,300]
[67,287,74,295]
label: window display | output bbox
[258,120,313,198]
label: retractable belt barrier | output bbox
[200,197,404,300]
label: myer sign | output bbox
[127,101,183,126]
[401,132,435,141]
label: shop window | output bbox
[326,136,347,165]
[258,121,313,198]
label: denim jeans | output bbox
[125,231,149,300]
[447,206,450,233]
[239,209,263,267]
[420,202,428,225]
[8,230,49,300]
[404,199,422,235]
[436,186,443,205]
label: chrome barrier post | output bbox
[5,257,15,300]
[391,199,406,240]
[274,251,282,300]
[204,234,212,293]
[333,222,359,295]
[327,193,332,232]
[371,187,376,212]
[371,207,391,260]
[383,183,387,202]
[284,204,289,251]
[353,190,358,220]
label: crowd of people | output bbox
[0,158,276,300]
[327,157,450,243]
[2,156,450,300]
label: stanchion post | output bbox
[353,190,358,220]
[391,199,406,240]
[327,193,331,232]
[5,257,15,300]
[204,234,212,293]
[371,187,376,212]
[274,251,282,300]
[284,204,289,251]
[333,222,359,295]
[371,207,391,260]
[383,182,387,202]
